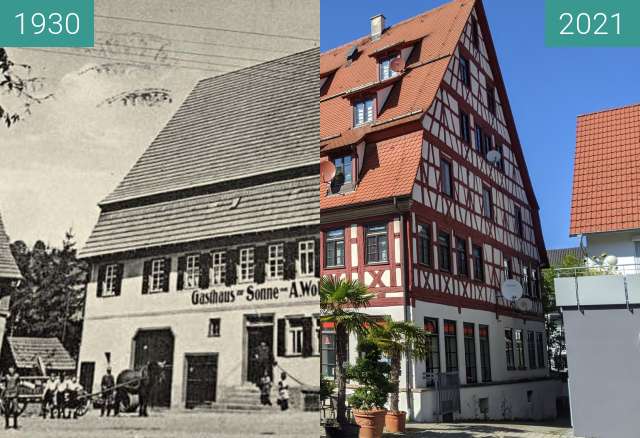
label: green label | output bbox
[545,0,640,47]
[0,0,93,47]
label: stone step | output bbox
[192,402,280,413]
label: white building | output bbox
[78,49,320,410]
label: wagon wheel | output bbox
[75,392,91,417]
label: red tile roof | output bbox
[320,0,474,209]
[570,103,640,235]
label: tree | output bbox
[367,317,430,413]
[320,276,376,428]
[8,230,88,358]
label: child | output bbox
[277,372,290,411]
[42,372,58,419]
[259,370,272,406]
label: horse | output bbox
[114,361,166,417]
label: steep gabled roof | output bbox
[0,212,21,280]
[570,103,640,236]
[101,48,319,206]
[6,337,76,371]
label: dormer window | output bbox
[354,98,374,126]
[379,56,399,81]
[330,155,353,194]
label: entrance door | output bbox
[133,329,174,407]
[185,354,218,408]
[79,362,95,393]
[246,315,274,385]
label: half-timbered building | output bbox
[78,48,319,410]
[320,0,562,422]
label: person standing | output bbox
[259,370,272,406]
[2,366,20,429]
[100,367,116,417]
[53,372,63,419]
[42,373,58,419]
[254,341,275,383]
[277,372,290,411]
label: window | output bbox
[459,111,471,144]
[441,159,453,197]
[479,325,491,382]
[208,318,221,337]
[495,144,505,172]
[438,231,451,272]
[482,186,493,219]
[417,223,431,266]
[299,240,315,276]
[239,248,255,282]
[515,329,525,369]
[475,126,483,154]
[514,206,524,237]
[536,332,545,369]
[523,266,531,297]
[424,318,440,386]
[103,264,119,297]
[321,329,336,377]
[333,155,353,185]
[365,223,389,264]
[471,16,479,48]
[289,322,304,356]
[267,243,284,280]
[472,244,485,282]
[211,251,226,285]
[504,257,513,280]
[505,329,515,370]
[184,254,200,289]
[482,132,492,158]
[455,237,468,277]
[150,258,166,292]
[459,56,471,86]
[487,85,496,114]
[379,56,399,80]
[528,331,536,369]
[463,323,477,384]
[325,229,345,267]
[444,320,458,372]
[354,98,374,126]
[532,268,540,298]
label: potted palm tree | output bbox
[320,276,375,436]
[367,317,430,433]
[346,339,393,438]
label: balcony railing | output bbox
[554,264,640,308]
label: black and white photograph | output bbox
[0,0,319,436]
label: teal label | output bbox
[545,0,640,47]
[0,0,93,47]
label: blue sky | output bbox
[321,0,640,250]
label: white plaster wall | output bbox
[587,230,640,271]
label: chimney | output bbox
[370,14,385,41]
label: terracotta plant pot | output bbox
[385,410,407,433]
[353,409,387,438]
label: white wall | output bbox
[587,230,640,270]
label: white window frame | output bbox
[299,240,315,277]
[150,259,165,293]
[289,323,304,356]
[239,247,255,283]
[267,243,284,280]
[184,254,200,289]
[211,251,226,286]
[103,264,119,297]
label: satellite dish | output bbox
[486,149,501,164]
[604,254,618,266]
[515,297,532,312]
[320,160,336,184]
[501,279,523,301]
[390,56,405,73]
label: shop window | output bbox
[208,318,221,337]
[424,317,440,386]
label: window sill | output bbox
[324,265,345,270]
[365,261,390,266]
[98,294,119,299]
[147,290,168,294]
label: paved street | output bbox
[9,409,320,438]
[392,421,575,437]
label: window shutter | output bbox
[283,241,298,280]
[177,256,186,291]
[114,263,124,296]
[314,238,320,277]
[302,317,313,357]
[199,253,211,289]
[224,249,237,287]
[277,318,287,357]
[254,246,268,284]
[142,260,151,294]
[96,265,106,297]
[163,258,172,292]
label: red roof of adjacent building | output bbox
[570,103,640,236]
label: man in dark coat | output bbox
[100,367,116,417]
[254,341,275,383]
[2,366,20,429]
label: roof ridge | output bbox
[577,101,640,119]
[321,0,468,57]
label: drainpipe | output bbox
[398,204,414,422]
